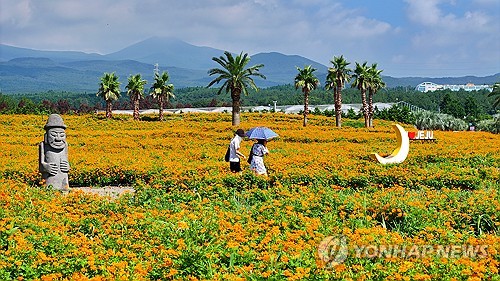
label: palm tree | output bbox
[351,62,370,127]
[295,65,320,127]
[325,55,351,128]
[126,74,147,121]
[96,72,121,119]
[150,71,175,121]
[207,51,266,126]
[366,63,385,127]
[489,82,500,109]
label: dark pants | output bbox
[230,161,242,172]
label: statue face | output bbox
[47,128,66,149]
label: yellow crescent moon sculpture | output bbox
[371,124,409,164]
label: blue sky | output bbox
[1,0,499,77]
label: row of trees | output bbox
[93,50,385,127]
[97,51,265,124]
[206,52,386,128]
[293,58,385,128]
[97,71,174,121]
[3,86,495,119]
[437,83,500,123]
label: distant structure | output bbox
[415,82,493,93]
[154,63,159,75]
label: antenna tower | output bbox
[154,63,159,75]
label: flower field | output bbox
[0,113,499,280]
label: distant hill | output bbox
[251,52,328,86]
[0,57,213,93]
[0,57,99,92]
[0,44,103,62]
[0,37,498,93]
[104,36,223,70]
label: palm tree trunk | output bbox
[158,98,164,121]
[133,98,140,121]
[368,91,374,127]
[106,101,112,119]
[335,85,342,128]
[231,91,241,126]
[303,90,309,127]
[361,89,369,128]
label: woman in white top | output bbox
[249,139,270,176]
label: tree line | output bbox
[0,85,496,123]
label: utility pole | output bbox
[154,63,159,75]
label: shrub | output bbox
[374,105,415,124]
[342,108,362,119]
[476,116,500,134]
[413,111,467,131]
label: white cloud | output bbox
[0,0,394,57]
[405,0,495,32]
[473,0,498,5]
[402,0,499,75]
[0,0,33,27]
[405,0,444,25]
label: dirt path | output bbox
[71,186,135,199]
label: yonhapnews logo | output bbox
[317,235,348,267]
[318,235,489,268]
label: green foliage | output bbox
[294,65,320,94]
[476,116,500,134]
[97,72,121,102]
[0,86,497,120]
[351,62,370,93]
[463,96,480,118]
[207,51,266,97]
[0,94,17,113]
[374,105,415,124]
[488,82,500,108]
[343,108,362,120]
[311,104,411,125]
[150,72,175,102]
[440,92,465,118]
[126,74,147,100]
[413,111,468,131]
[208,51,266,125]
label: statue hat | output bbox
[44,114,67,130]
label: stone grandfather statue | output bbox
[39,114,70,191]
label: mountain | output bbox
[251,52,328,86]
[105,36,222,70]
[0,57,101,92]
[0,57,212,93]
[103,37,330,85]
[0,44,103,62]
[0,37,498,93]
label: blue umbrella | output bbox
[245,127,279,140]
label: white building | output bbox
[415,82,493,93]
